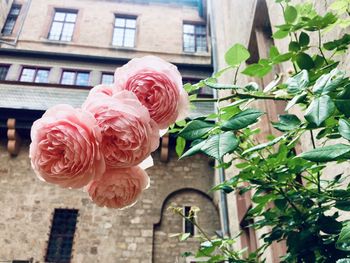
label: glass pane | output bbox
[61,23,74,41]
[183,34,195,52]
[115,17,125,27]
[2,18,15,35]
[196,35,207,52]
[76,72,89,86]
[101,74,114,84]
[112,28,124,46]
[10,5,21,16]
[65,13,77,22]
[183,24,194,33]
[125,18,136,28]
[20,68,35,82]
[48,22,63,40]
[123,29,135,47]
[195,25,206,35]
[54,12,66,21]
[35,69,49,83]
[0,66,9,80]
[61,71,75,85]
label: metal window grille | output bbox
[45,209,79,263]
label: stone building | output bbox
[0,0,220,262]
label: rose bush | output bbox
[83,90,159,168]
[87,166,150,209]
[115,55,189,129]
[29,104,105,188]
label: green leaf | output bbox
[176,136,186,157]
[305,95,335,126]
[273,29,289,39]
[337,259,350,263]
[178,120,214,140]
[336,223,350,251]
[318,215,343,234]
[324,34,350,51]
[286,70,309,94]
[289,41,300,52]
[335,84,350,117]
[285,92,307,110]
[225,43,250,66]
[180,140,206,159]
[221,109,264,131]
[339,119,350,141]
[298,144,350,162]
[242,63,272,78]
[204,79,240,90]
[299,32,310,46]
[242,135,285,155]
[201,132,239,160]
[244,82,260,91]
[312,69,345,95]
[269,46,280,59]
[272,114,301,132]
[284,5,298,23]
[295,52,315,70]
[335,200,350,211]
[272,52,293,64]
[179,233,191,241]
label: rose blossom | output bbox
[88,84,115,97]
[29,104,105,188]
[87,166,150,209]
[83,90,159,168]
[114,55,189,129]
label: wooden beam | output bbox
[160,135,169,162]
[7,118,21,156]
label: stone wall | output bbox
[1,0,210,65]
[0,139,218,263]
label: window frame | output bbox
[18,66,51,83]
[60,69,90,87]
[1,4,22,36]
[183,206,196,236]
[100,72,114,85]
[0,64,10,81]
[45,208,79,263]
[183,21,208,53]
[48,9,78,42]
[112,15,137,48]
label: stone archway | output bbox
[152,188,220,263]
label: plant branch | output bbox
[318,30,329,65]
[191,92,292,103]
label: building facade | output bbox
[0,0,220,262]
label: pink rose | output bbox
[87,166,150,209]
[29,104,105,188]
[88,84,115,97]
[115,55,189,129]
[83,90,159,168]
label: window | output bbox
[19,67,49,83]
[183,206,195,236]
[48,10,77,41]
[0,65,9,80]
[101,73,114,84]
[1,4,21,36]
[61,70,89,86]
[45,209,78,263]
[183,23,207,53]
[112,16,136,47]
